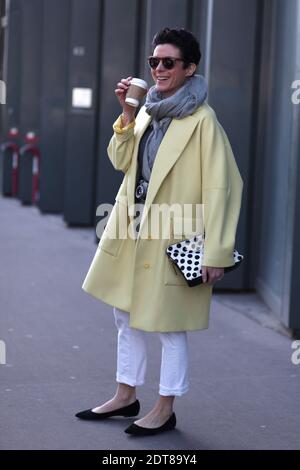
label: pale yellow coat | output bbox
[82,102,243,332]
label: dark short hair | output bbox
[151,27,201,70]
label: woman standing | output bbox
[76,28,243,436]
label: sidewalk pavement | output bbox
[0,195,299,450]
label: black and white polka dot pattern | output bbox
[166,234,244,287]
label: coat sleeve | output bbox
[200,111,243,268]
[107,114,136,173]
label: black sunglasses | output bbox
[147,56,184,70]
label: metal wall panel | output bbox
[255,0,300,330]
[63,0,101,225]
[38,0,71,213]
[141,0,190,83]
[189,0,206,77]
[288,0,300,332]
[19,0,43,137]
[0,0,6,126]
[2,0,22,133]
[206,0,258,289]
[0,0,22,192]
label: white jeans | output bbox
[113,307,189,396]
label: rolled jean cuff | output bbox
[159,383,190,397]
[116,374,145,387]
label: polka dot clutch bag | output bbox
[166,234,244,287]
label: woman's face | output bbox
[150,44,196,98]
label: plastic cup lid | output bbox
[130,78,148,89]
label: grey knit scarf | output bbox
[142,74,208,182]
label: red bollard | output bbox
[19,132,41,204]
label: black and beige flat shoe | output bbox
[75,399,140,420]
[124,412,176,436]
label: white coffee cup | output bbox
[125,78,148,107]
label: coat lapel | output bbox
[137,113,199,236]
[127,109,151,214]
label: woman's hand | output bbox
[114,76,136,125]
[202,266,224,285]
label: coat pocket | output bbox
[164,256,188,286]
[164,217,204,286]
[98,196,128,257]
